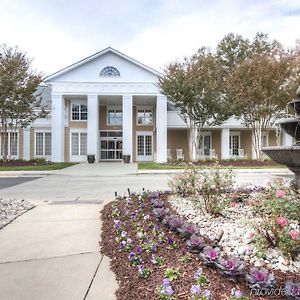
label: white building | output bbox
[0,47,292,163]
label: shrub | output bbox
[250,177,300,259]
[168,166,199,196]
[196,163,235,216]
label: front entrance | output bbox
[136,132,153,161]
[100,131,123,160]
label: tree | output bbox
[0,45,45,161]
[159,48,229,161]
[217,33,300,159]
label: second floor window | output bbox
[107,108,122,125]
[137,108,152,125]
[72,104,87,121]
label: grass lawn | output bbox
[138,162,286,170]
[0,162,77,171]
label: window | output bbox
[100,66,120,77]
[107,108,122,125]
[71,132,87,156]
[72,104,88,121]
[137,108,152,125]
[0,132,18,157]
[199,134,211,156]
[35,132,52,156]
[230,134,240,156]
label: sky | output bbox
[0,0,299,77]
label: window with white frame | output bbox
[71,132,87,156]
[0,132,18,156]
[137,107,152,125]
[230,133,240,156]
[107,107,122,125]
[72,104,88,121]
[35,132,51,156]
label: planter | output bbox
[122,155,130,164]
[87,154,95,164]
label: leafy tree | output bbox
[217,33,300,159]
[0,45,45,161]
[159,48,229,161]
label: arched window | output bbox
[100,66,120,77]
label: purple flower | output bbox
[216,256,245,277]
[113,220,121,228]
[136,246,143,254]
[137,265,144,274]
[162,277,171,286]
[120,241,126,248]
[154,224,160,230]
[130,213,136,220]
[128,252,135,261]
[151,243,157,252]
[186,234,206,253]
[235,290,244,298]
[121,231,127,238]
[140,203,145,209]
[191,284,201,295]
[203,289,211,298]
[194,268,203,280]
[164,285,174,296]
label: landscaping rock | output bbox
[0,198,34,229]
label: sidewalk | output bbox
[0,201,117,300]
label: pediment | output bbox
[45,47,160,83]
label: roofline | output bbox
[44,47,162,82]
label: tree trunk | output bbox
[188,126,200,162]
[251,122,263,160]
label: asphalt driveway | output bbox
[0,177,41,190]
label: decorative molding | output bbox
[51,82,160,95]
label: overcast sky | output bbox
[1,0,299,76]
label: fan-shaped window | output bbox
[100,66,120,77]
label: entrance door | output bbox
[100,131,123,160]
[230,133,240,156]
[136,132,153,161]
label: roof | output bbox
[44,47,161,82]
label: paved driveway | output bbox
[0,177,41,190]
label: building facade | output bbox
[0,47,294,162]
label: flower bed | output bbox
[100,191,300,299]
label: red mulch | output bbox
[100,194,299,300]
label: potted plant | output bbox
[122,154,130,163]
[87,154,95,163]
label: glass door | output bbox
[136,132,153,161]
[100,131,123,160]
[230,134,240,156]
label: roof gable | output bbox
[44,47,161,83]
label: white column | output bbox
[122,95,133,161]
[284,132,293,147]
[156,95,167,163]
[221,128,230,159]
[23,128,31,161]
[51,94,65,162]
[87,94,99,161]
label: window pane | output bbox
[137,136,144,155]
[71,133,79,155]
[10,132,18,156]
[108,109,122,125]
[80,105,88,120]
[36,132,44,155]
[80,133,87,155]
[145,136,152,155]
[45,133,52,155]
[72,105,80,120]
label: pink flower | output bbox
[290,230,299,240]
[276,190,286,198]
[276,217,288,227]
[277,176,284,181]
[231,201,237,208]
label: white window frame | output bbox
[70,129,88,162]
[70,100,88,122]
[0,131,19,159]
[229,131,241,156]
[99,130,123,161]
[136,131,153,162]
[107,106,122,126]
[199,132,212,155]
[34,130,52,160]
[136,106,153,126]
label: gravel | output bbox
[0,198,35,229]
[169,195,300,274]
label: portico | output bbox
[51,91,167,163]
